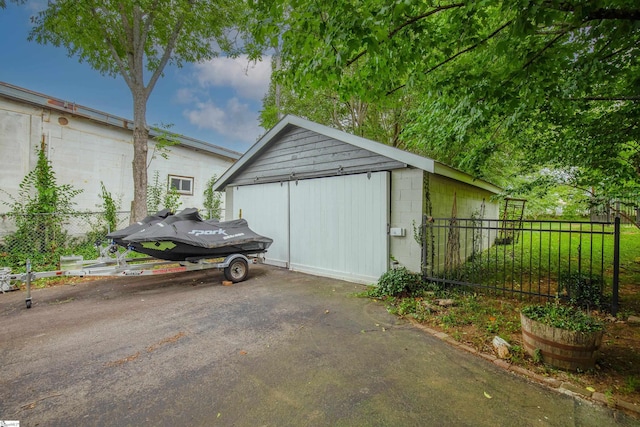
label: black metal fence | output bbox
[420,215,621,314]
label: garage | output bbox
[233,172,389,283]
[214,115,501,284]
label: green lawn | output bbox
[428,221,640,308]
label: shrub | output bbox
[372,267,423,297]
[521,303,604,333]
[559,272,604,309]
[1,147,81,270]
[202,174,222,220]
[147,171,181,214]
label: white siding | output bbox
[232,182,290,268]
[289,173,389,283]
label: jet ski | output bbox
[107,208,174,247]
[117,208,273,261]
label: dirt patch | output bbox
[146,331,187,352]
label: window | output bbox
[168,175,194,195]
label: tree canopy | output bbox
[252,0,640,202]
[29,0,252,221]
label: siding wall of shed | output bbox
[390,171,499,274]
[429,173,498,219]
[428,173,500,272]
[230,126,405,186]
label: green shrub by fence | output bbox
[0,211,131,272]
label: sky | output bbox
[0,2,272,154]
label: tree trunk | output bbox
[131,89,149,223]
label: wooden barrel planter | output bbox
[520,312,604,371]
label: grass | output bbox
[438,223,640,310]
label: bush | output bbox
[372,267,423,297]
[521,303,604,332]
[202,174,222,220]
[559,272,604,309]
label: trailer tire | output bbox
[224,258,248,282]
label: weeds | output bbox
[623,376,640,394]
[533,348,543,364]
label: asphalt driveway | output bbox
[0,264,634,426]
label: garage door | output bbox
[289,173,389,283]
[232,172,389,283]
[232,182,289,268]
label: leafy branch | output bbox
[346,3,465,67]
[387,20,514,95]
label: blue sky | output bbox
[0,2,272,153]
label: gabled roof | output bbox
[214,114,501,194]
[0,81,241,161]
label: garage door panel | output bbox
[232,182,289,267]
[289,172,388,283]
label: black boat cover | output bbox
[117,208,273,261]
[106,208,173,245]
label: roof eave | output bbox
[213,114,436,190]
[433,162,502,194]
[213,114,502,194]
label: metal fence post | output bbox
[421,214,427,279]
[25,258,32,309]
[612,216,620,316]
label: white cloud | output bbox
[174,88,197,104]
[183,98,263,144]
[193,55,272,101]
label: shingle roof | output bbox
[214,114,501,194]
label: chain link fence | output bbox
[0,211,132,272]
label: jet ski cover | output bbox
[120,208,273,261]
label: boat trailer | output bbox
[0,246,257,309]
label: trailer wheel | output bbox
[224,258,248,282]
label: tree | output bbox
[250,1,640,197]
[0,0,25,9]
[260,78,412,147]
[29,0,250,221]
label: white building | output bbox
[0,82,240,219]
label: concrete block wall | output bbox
[390,168,424,273]
[0,98,233,221]
[428,174,500,271]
